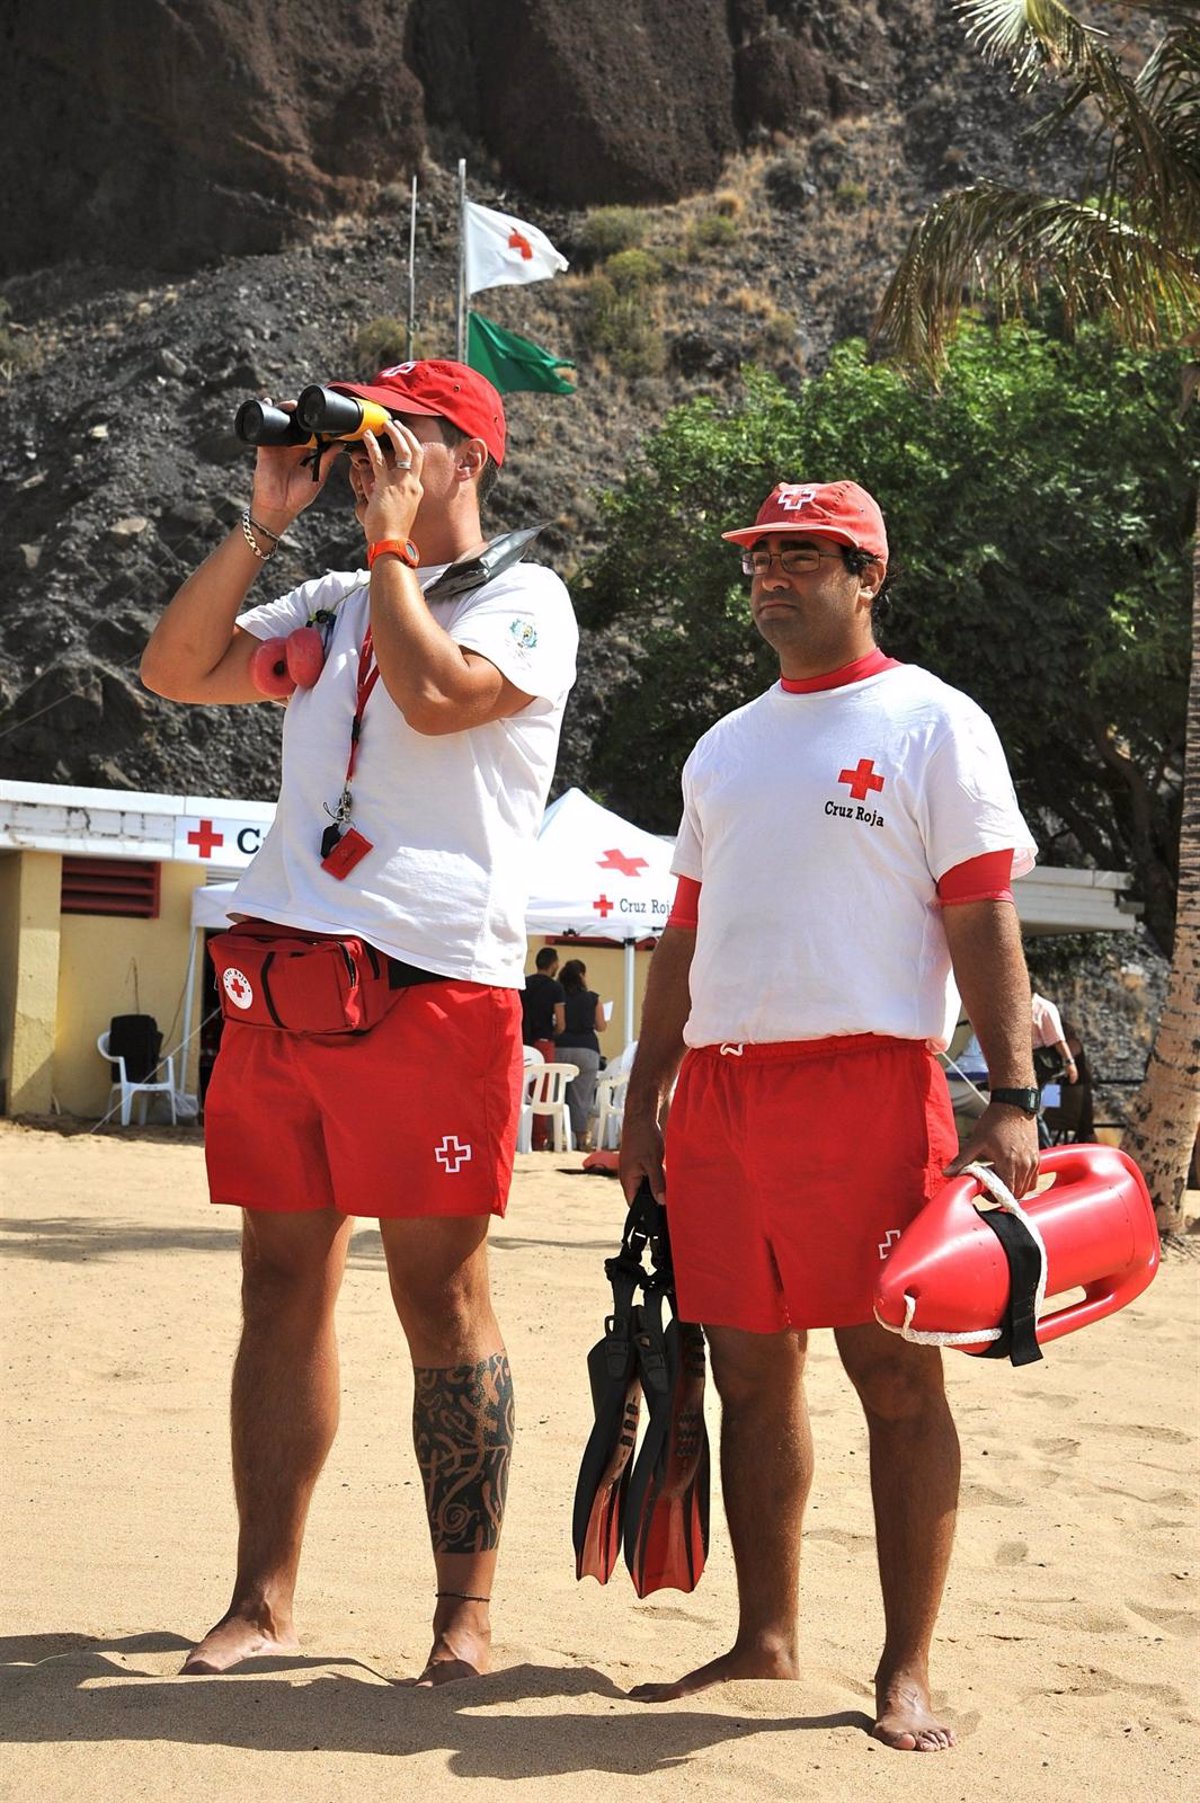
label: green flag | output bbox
[468,311,576,395]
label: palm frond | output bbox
[957,0,1107,86]
[874,182,1200,375]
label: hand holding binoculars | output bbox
[234,386,396,453]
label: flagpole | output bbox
[405,173,418,360]
[456,158,467,361]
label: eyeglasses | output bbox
[740,545,848,577]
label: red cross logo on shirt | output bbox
[598,847,648,878]
[435,1136,473,1175]
[593,893,614,920]
[838,759,885,802]
[187,818,224,858]
[508,228,534,260]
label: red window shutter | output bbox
[60,857,161,919]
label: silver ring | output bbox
[396,459,412,470]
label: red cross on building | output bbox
[838,759,885,802]
[598,847,648,878]
[593,893,614,920]
[508,228,534,260]
[187,818,225,858]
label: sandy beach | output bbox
[2,1119,1196,1802]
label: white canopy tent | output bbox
[181,787,677,1098]
[524,787,676,1045]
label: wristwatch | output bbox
[989,1086,1041,1117]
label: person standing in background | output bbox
[521,947,566,1059]
[555,958,603,1146]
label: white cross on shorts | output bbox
[435,1135,473,1175]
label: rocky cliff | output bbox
[1,0,1104,805]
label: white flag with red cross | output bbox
[463,200,568,295]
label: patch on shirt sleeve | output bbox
[508,618,538,653]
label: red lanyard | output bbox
[321,625,381,857]
[344,625,381,789]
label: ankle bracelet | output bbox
[436,1590,490,1604]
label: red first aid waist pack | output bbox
[208,921,404,1035]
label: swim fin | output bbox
[623,1290,710,1597]
[572,1184,658,1582]
[573,1180,711,1596]
[572,1305,643,1582]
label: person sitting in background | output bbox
[554,958,603,1146]
[521,947,565,1150]
[1032,991,1078,1088]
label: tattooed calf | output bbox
[413,1353,515,1552]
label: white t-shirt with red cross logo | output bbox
[226,560,577,986]
[672,662,1036,1048]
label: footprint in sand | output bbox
[961,1481,1022,1508]
[1125,1601,1200,1638]
[995,1541,1029,1566]
[1034,1436,1081,1458]
[1091,1422,1193,1445]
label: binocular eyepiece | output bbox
[234,386,396,449]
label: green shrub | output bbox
[0,301,35,381]
[834,180,869,210]
[581,276,666,377]
[580,206,651,260]
[349,315,409,372]
[687,213,739,254]
[603,248,664,292]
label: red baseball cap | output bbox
[330,359,506,466]
[722,481,888,565]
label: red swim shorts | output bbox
[664,1034,958,1332]
[204,978,524,1218]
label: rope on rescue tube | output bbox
[876,1162,1049,1348]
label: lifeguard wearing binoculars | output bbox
[234,385,397,452]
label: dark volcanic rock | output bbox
[410,0,740,205]
[4,0,424,276]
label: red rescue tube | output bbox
[285,625,325,688]
[249,636,297,699]
[874,1145,1159,1356]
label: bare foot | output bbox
[181,1611,299,1675]
[629,1637,799,1703]
[414,1599,492,1688]
[872,1668,956,1751]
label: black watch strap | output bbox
[989,1086,1040,1117]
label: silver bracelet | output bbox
[241,512,274,561]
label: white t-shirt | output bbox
[1031,993,1067,1048]
[227,560,578,986]
[672,663,1036,1049]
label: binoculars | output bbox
[234,386,395,450]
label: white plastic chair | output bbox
[96,1032,177,1126]
[518,1060,578,1153]
[590,1070,630,1150]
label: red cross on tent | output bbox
[838,759,885,803]
[593,893,614,919]
[598,847,648,878]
